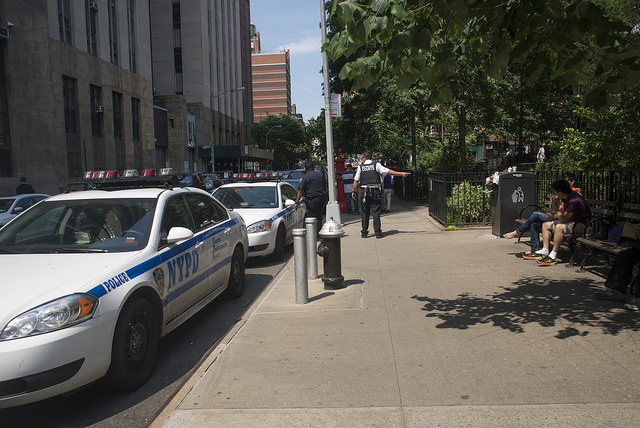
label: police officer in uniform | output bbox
[294,160,328,228]
[352,150,410,238]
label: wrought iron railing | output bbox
[398,167,640,227]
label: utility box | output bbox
[491,172,536,237]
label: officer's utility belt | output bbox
[360,185,381,201]
[360,184,381,190]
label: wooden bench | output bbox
[574,203,640,271]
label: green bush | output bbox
[446,181,492,225]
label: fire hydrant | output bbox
[317,217,345,290]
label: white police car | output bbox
[0,176,248,408]
[213,180,305,260]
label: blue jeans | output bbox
[345,192,359,214]
[516,211,548,252]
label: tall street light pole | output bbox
[320,0,341,224]
[211,86,245,174]
[264,124,282,150]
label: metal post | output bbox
[293,228,308,304]
[305,218,318,279]
[320,0,341,225]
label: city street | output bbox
[0,252,292,428]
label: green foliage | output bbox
[325,0,640,108]
[547,82,640,170]
[251,114,310,170]
[321,0,640,173]
[446,181,492,226]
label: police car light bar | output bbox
[75,175,183,191]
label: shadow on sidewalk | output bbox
[412,276,640,337]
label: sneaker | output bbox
[537,256,557,266]
[625,298,640,311]
[595,288,627,302]
[522,252,543,260]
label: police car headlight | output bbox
[247,220,271,234]
[1,294,99,341]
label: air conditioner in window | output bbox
[89,2,99,10]
[95,105,105,113]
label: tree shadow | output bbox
[412,276,640,338]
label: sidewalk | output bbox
[153,198,640,427]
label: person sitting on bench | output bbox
[503,173,582,260]
[535,179,590,266]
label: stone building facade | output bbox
[0,0,255,196]
[0,0,154,195]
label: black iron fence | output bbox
[428,172,493,226]
[400,167,640,227]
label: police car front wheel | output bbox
[103,297,159,390]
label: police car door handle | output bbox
[195,241,205,249]
[224,227,232,234]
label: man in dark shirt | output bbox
[536,179,591,266]
[16,177,35,194]
[294,160,328,229]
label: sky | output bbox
[250,1,326,123]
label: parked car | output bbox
[0,177,248,408]
[282,166,328,190]
[282,168,304,190]
[213,180,305,260]
[0,193,50,228]
[214,170,234,184]
[179,172,207,190]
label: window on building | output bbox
[172,1,183,94]
[0,39,11,177]
[132,97,142,169]
[108,0,119,64]
[58,0,72,45]
[90,85,104,169]
[63,76,82,177]
[90,85,102,138]
[86,0,98,56]
[112,92,125,169]
[127,0,136,72]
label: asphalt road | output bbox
[0,249,292,428]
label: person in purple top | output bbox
[536,179,591,266]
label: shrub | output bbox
[446,181,492,225]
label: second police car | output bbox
[213,180,306,260]
[0,176,248,408]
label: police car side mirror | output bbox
[166,226,194,244]
[284,199,295,208]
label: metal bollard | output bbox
[305,218,318,279]
[292,228,308,304]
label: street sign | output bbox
[330,93,341,118]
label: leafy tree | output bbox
[547,81,640,170]
[251,114,310,170]
[324,0,640,108]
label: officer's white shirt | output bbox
[353,160,389,183]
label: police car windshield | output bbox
[0,198,157,254]
[214,186,277,209]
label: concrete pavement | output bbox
[152,198,640,427]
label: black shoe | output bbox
[361,232,368,238]
[376,232,382,239]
